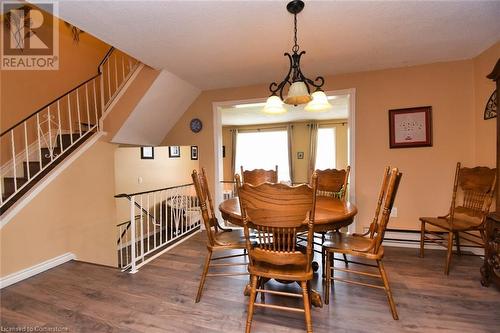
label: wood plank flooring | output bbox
[1,231,499,333]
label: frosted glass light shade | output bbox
[284,81,312,105]
[263,95,287,114]
[305,90,332,112]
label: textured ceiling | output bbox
[59,0,500,90]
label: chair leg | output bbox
[454,232,461,256]
[245,275,258,333]
[195,250,212,303]
[445,231,454,275]
[324,250,331,305]
[321,247,326,278]
[259,277,265,303]
[342,254,349,267]
[301,281,313,333]
[377,260,399,320]
[419,221,425,258]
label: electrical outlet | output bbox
[390,207,397,217]
[138,176,143,184]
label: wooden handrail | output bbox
[114,183,194,197]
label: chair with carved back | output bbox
[240,165,278,186]
[191,168,249,303]
[419,162,496,274]
[236,173,318,333]
[312,167,351,275]
[323,167,402,320]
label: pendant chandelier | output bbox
[263,0,332,114]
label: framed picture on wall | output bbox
[389,106,432,148]
[191,146,198,160]
[140,146,154,159]
[169,146,181,158]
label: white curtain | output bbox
[230,129,238,178]
[308,122,318,182]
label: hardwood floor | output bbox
[1,231,499,333]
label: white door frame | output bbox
[212,88,356,231]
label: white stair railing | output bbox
[115,183,201,273]
[0,47,140,210]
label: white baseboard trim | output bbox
[0,252,76,289]
[382,230,484,255]
[0,132,105,228]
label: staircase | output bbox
[1,47,140,214]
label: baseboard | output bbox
[381,228,484,255]
[0,252,76,289]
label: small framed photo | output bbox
[140,146,154,159]
[169,146,181,158]
[389,106,432,148]
[297,151,304,159]
[191,146,198,160]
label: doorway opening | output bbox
[212,89,356,231]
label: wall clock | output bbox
[190,118,203,133]
[484,90,497,120]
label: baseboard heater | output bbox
[378,228,484,255]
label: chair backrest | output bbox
[362,167,402,254]
[240,165,278,186]
[192,168,218,246]
[450,162,496,224]
[236,173,318,271]
[314,166,350,199]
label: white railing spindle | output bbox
[23,122,30,180]
[67,94,73,145]
[85,83,91,130]
[130,195,137,273]
[76,89,82,136]
[10,130,17,192]
[93,80,99,130]
[57,100,63,153]
[47,107,53,161]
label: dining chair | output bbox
[236,173,318,333]
[191,168,249,303]
[310,167,351,275]
[419,162,496,274]
[323,167,402,320]
[240,165,278,185]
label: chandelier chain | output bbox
[292,13,299,53]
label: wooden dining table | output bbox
[219,196,358,232]
[218,195,358,307]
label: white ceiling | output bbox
[221,95,348,126]
[58,1,500,90]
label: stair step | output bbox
[1,130,96,215]
[3,177,28,196]
[57,133,87,150]
[23,161,43,177]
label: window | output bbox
[315,127,336,170]
[235,130,290,181]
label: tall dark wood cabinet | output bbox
[481,59,500,289]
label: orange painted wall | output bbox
[162,44,499,232]
[0,14,110,132]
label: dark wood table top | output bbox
[219,196,358,231]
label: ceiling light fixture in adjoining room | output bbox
[263,0,332,114]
